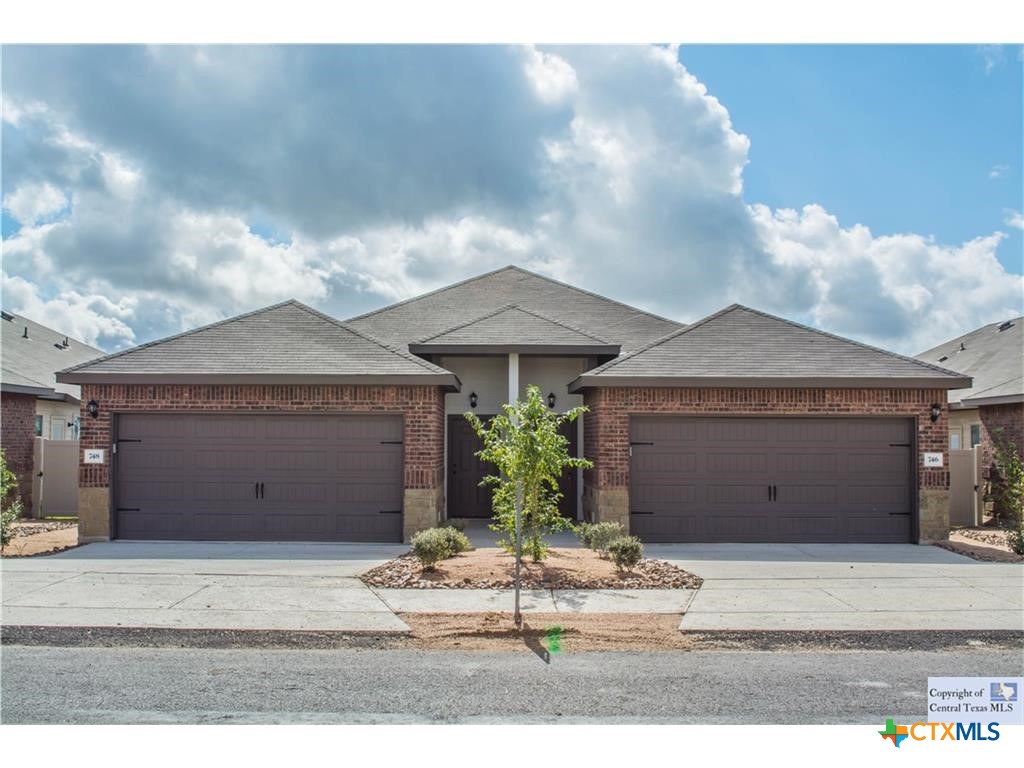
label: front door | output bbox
[447,415,580,520]
[448,415,494,518]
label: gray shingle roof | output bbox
[915,317,1023,406]
[1,313,105,401]
[409,304,619,353]
[56,301,460,387]
[345,265,681,354]
[570,304,972,390]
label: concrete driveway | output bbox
[646,543,1024,631]
[1,541,409,632]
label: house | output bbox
[56,266,970,545]
[1,311,105,513]
[915,317,1023,521]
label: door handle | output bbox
[773,485,777,502]
[260,482,265,499]
[255,482,259,499]
[768,485,771,501]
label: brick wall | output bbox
[1,392,36,513]
[979,402,1024,518]
[78,383,446,492]
[582,386,950,539]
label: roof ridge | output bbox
[732,304,970,379]
[415,303,519,343]
[56,299,302,377]
[961,375,1022,399]
[343,265,521,324]
[342,264,683,329]
[584,304,742,375]
[288,301,453,375]
[508,304,612,343]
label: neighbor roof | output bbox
[56,301,461,389]
[408,304,621,355]
[345,265,681,354]
[570,304,973,390]
[1,312,105,401]
[915,317,1023,407]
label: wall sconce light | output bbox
[547,392,557,409]
[930,403,941,423]
[469,392,478,409]
[87,399,100,419]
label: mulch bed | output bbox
[361,546,703,590]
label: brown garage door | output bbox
[114,413,403,542]
[629,416,913,543]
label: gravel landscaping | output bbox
[936,527,1023,563]
[8,520,77,538]
[361,546,703,590]
[2,522,78,557]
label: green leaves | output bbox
[465,385,593,561]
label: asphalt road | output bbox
[2,645,1020,724]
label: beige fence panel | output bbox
[949,447,981,527]
[30,437,80,518]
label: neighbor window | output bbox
[970,424,982,447]
[950,432,961,450]
[33,415,43,436]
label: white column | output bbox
[507,352,520,408]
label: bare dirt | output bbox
[400,611,696,651]
[361,546,703,590]
[2,524,78,557]
[937,528,1023,563]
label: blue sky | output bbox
[680,45,1023,271]
[1,44,1021,355]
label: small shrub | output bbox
[439,525,472,555]
[607,536,643,572]
[410,528,452,570]
[1007,524,1024,556]
[585,521,625,555]
[576,522,595,547]
[1,505,18,549]
[1,449,23,549]
[440,518,467,533]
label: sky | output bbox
[1,44,1021,356]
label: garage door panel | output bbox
[629,416,913,543]
[776,452,836,474]
[706,452,767,473]
[632,418,698,443]
[115,413,404,542]
[194,417,260,440]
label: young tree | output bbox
[990,431,1024,554]
[465,385,592,562]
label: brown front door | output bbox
[114,413,404,542]
[448,415,494,518]
[629,416,914,543]
[447,414,579,520]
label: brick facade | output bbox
[1,392,36,514]
[582,387,950,543]
[77,383,446,541]
[978,402,1024,518]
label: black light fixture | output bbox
[930,403,941,423]
[469,392,478,409]
[547,392,557,409]
[87,399,99,419]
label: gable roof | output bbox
[1,312,105,401]
[570,304,973,391]
[914,317,1023,407]
[408,304,621,355]
[345,265,681,354]
[56,300,460,389]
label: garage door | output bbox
[114,413,404,542]
[629,416,913,543]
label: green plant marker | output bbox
[546,625,563,654]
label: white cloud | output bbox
[1005,209,1024,230]
[1,273,136,348]
[978,45,1007,74]
[989,164,1009,179]
[2,182,68,226]
[1,45,1020,357]
[522,46,578,105]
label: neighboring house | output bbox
[1,311,105,513]
[57,266,970,545]
[915,317,1023,520]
